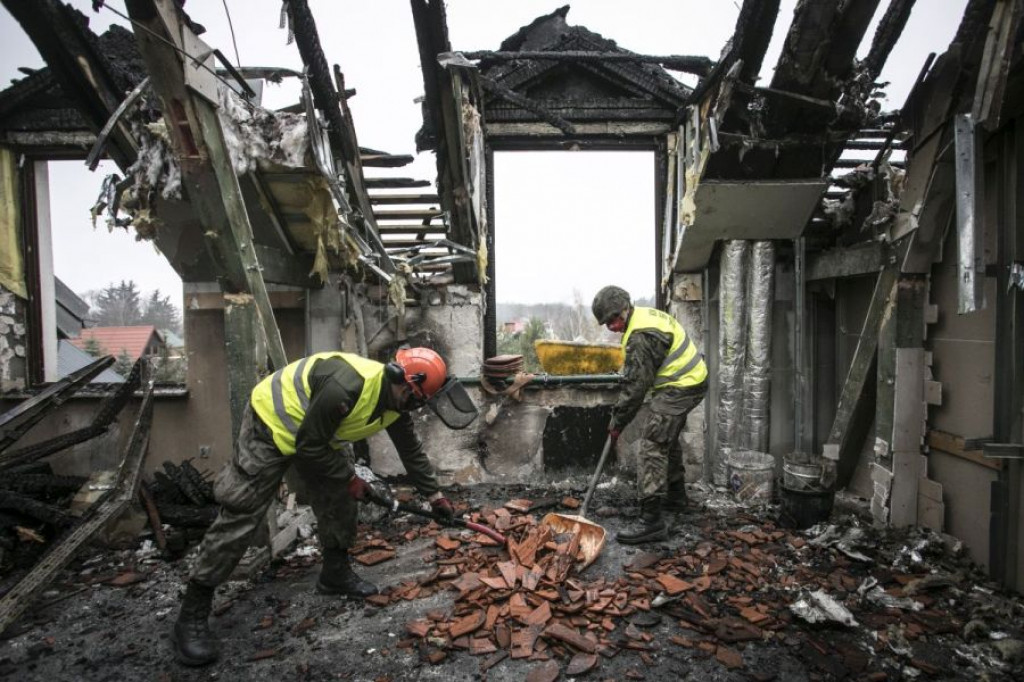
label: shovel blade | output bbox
[540,512,607,570]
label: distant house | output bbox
[501,319,526,335]
[54,276,89,340]
[69,325,166,361]
[58,340,125,382]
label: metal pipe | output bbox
[741,241,775,453]
[795,236,806,452]
[716,240,750,485]
[456,374,622,387]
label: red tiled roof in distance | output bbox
[68,325,164,360]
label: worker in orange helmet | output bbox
[171,347,476,666]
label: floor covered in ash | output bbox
[0,479,1022,682]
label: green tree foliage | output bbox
[93,280,143,327]
[90,280,182,334]
[143,290,182,334]
[82,337,105,357]
[153,345,187,383]
[113,349,134,378]
[495,316,547,372]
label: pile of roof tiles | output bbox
[345,494,1024,680]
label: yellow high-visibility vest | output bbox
[250,352,399,455]
[621,307,707,389]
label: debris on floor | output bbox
[0,483,1021,681]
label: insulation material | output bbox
[217,87,308,175]
[714,240,749,485]
[93,118,182,240]
[741,240,775,452]
[0,148,26,298]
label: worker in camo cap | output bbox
[591,285,707,545]
[172,347,476,666]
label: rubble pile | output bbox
[0,466,87,578]
[141,459,217,553]
[345,490,1024,680]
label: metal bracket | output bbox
[983,443,1024,460]
[1009,262,1024,292]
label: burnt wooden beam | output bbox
[125,0,286,369]
[368,193,441,204]
[823,241,907,486]
[360,153,414,168]
[0,355,115,454]
[456,50,715,77]
[0,369,155,636]
[826,0,884,79]
[365,177,431,189]
[284,1,394,278]
[411,0,478,283]
[1,0,138,169]
[372,208,445,221]
[862,0,919,82]
[376,224,448,234]
[479,76,576,136]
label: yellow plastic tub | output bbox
[533,340,624,375]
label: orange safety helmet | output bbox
[395,347,447,399]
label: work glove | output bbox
[430,496,455,522]
[346,475,372,501]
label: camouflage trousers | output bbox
[191,404,358,588]
[636,385,707,499]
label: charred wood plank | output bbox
[0,369,155,635]
[365,177,431,189]
[0,491,73,527]
[360,153,414,168]
[479,75,576,135]
[0,355,115,454]
[0,425,109,473]
[372,209,445,221]
[0,474,88,497]
[154,501,218,528]
[862,0,919,82]
[457,50,714,77]
[138,481,167,551]
[1,0,139,168]
[368,193,441,204]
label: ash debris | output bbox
[0,482,1021,681]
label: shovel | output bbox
[539,434,613,570]
[365,487,507,546]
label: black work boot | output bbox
[663,484,689,513]
[316,547,379,598]
[617,496,669,545]
[171,581,219,666]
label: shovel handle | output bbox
[580,434,615,518]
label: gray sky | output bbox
[1,0,969,306]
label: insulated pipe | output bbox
[741,241,775,453]
[715,240,750,485]
[794,236,806,452]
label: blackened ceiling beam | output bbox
[827,0,884,80]
[457,50,714,77]
[1,0,137,168]
[700,0,779,133]
[862,0,919,82]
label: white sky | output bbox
[0,0,969,306]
